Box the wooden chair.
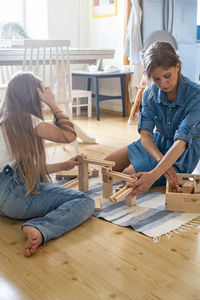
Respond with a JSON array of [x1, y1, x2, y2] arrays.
[[22, 40, 96, 149], [0, 40, 16, 106], [127, 76, 145, 124], [22, 39, 80, 154], [71, 89, 92, 117]]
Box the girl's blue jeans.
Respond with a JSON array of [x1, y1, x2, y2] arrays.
[[0, 165, 94, 243]]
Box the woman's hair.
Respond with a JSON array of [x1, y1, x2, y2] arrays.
[[142, 41, 181, 80], [0, 71, 50, 196]]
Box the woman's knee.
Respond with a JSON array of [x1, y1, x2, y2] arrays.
[[123, 164, 135, 175]]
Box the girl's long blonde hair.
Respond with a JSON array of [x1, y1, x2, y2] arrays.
[[0, 71, 50, 196]]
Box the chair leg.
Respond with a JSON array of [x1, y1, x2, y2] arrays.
[[77, 98, 81, 116], [120, 75, 126, 117], [94, 77, 100, 120], [127, 76, 145, 125], [69, 100, 73, 117], [88, 94, 92, 118]]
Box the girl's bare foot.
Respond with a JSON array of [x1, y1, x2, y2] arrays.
[[22, 226, 43, 257]]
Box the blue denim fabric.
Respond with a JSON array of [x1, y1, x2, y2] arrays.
[[128, 75, 200, 182], [0, 166, 94, 243]]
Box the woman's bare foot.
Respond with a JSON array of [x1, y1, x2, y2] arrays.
[[22, 226, 43, 257]]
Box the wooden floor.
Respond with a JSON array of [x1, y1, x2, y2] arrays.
[[0, 110, 200, 300]]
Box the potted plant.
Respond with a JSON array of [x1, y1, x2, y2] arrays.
[[0, 22, 29, 39]]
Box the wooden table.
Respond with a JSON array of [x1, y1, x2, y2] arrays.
[[0, 48, 115, 65], [72, 70, 133, 120]]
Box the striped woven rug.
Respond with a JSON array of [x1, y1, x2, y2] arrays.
[[85, 179, 200, 242]]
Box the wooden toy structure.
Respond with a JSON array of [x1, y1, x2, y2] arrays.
[[57, 154, 137, 211], [77, 154, 116, 192], [101, 166, 136, 206], [166, 173, 200, 213]]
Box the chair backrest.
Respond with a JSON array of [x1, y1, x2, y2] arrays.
[[0, 39, 19, 89], [23, 39, 72, 106], [143, 30, 178, 52]]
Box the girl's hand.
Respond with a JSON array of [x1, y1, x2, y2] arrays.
[[63, 156, 82, 171], [37, 85, 55, 106], [128, 172, 156, 197], [164, 167, 179, 187]]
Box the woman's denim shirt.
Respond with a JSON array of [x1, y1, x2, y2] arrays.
[[138, 75, 200, 173]]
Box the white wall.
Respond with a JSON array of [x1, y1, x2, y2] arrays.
[[88, 0, 126, 112], [25, 0, 48, 39], [47, 0, 89, 48], [47, 0, 125, 112]]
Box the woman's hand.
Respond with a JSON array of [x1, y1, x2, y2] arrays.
[[163, 166, 179, 186], [63, 156, 82, 171], [37, 85, 55, 107], [128, 171, 156, 197]]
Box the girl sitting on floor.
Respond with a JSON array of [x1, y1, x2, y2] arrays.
[[0, 72, 94, 257]]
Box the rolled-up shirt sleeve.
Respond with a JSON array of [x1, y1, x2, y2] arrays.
[[138, 89, 155, 134], [174, 97, 200, 147]]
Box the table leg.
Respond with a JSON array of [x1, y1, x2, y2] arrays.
[[87, 78, 92, 91], [93, 77, 100, 121], [120, 75, 126, 117]]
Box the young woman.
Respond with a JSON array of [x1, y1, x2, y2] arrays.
[[105, 41, 200, 197], [0, 72, 94, 257]]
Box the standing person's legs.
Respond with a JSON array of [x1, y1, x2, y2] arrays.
[[104, 146, 135, 173]]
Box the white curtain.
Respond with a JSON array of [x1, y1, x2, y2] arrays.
[[124, 0, 143, 103]]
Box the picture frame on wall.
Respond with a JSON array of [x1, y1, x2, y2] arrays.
[[92, 0, 117, 18]]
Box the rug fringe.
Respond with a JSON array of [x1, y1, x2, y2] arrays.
[[154, 216, 200, 242], [153, 236, 160, 243]]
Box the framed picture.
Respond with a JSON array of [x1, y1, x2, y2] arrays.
[[93, 0, 117, 18]]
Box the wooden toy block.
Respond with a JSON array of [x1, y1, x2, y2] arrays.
[[176, 184, 183, 193], [90, 168, 99, 177], [166, 173, 200, 213], [102, 166, 136, 200], [115, 184, 125, 193], [102, 175, 113, 183], [103, 182, 113, 198], [56, 169, 97, 181], [110, 185, 133, 202], [61, 178, 79, 188], [94, 198, 102, 211], [77, 155, 89, 192], [56, 169, 78, 180], [110, 185, 129, 202], [194, 178, 200, 193], [182, 181, 194, 194], [101, 167, 136, 183], [55, 172, 64, 180], [125, 194, 136, 207], [77, 154, 115, 168], [101, 167, 112, 174]]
